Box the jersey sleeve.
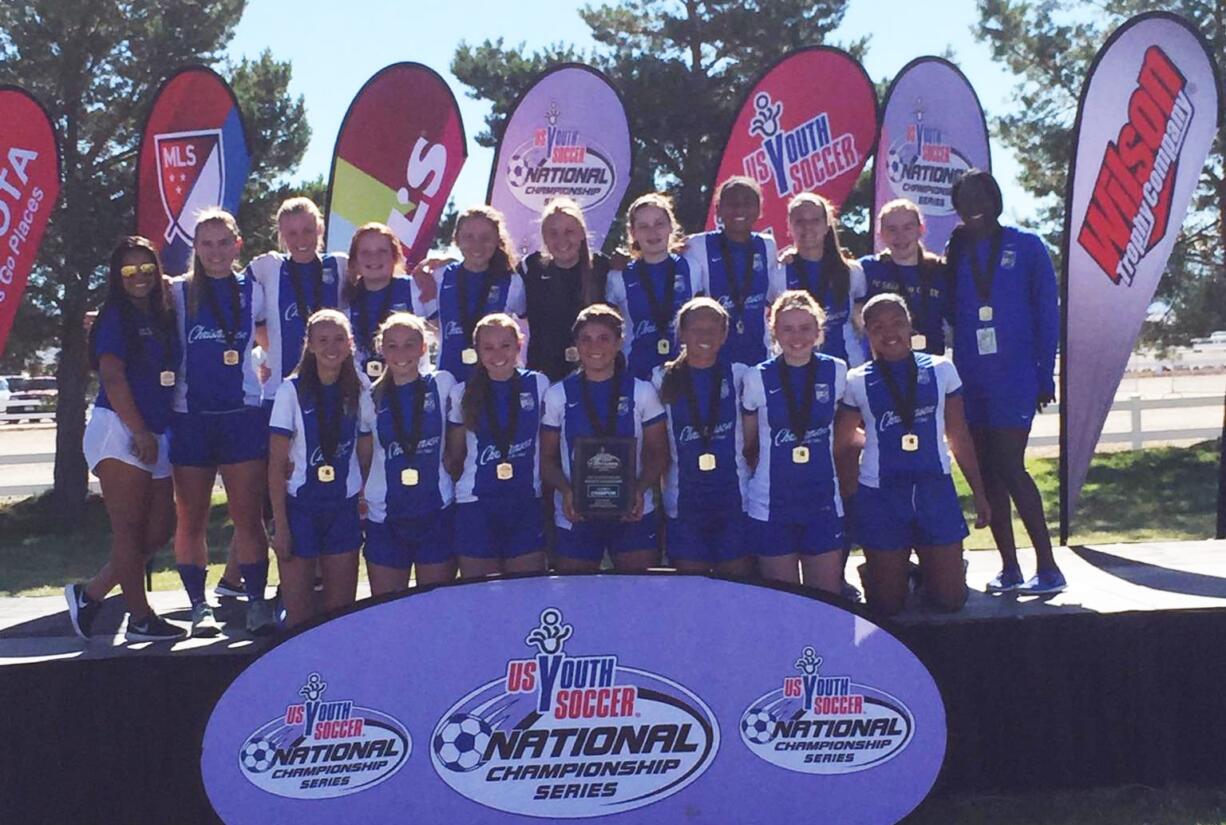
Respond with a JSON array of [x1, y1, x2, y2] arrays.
[[447, 381, 465, 426], [605, 271, 633, 359], [1026, 232, 1059, 397], [849, 260, 867, 303], [506, 273, 527, 316], [269, 381, 299, 437], [411, 277, 438, 321], [649, 364, 665, 395], [249, 274, 266, 329], [541, 383, 566, 430], [763, 234, 786, 301], [92, 305, 129, 362], [833, 358, 848, 406], [841, 365, 866, 412], [741, 366, 765, 413], [358, 385, 376, 435], [934, 356, 963, 396], [635, 378, 666, 427], [681, 236, 710, 297]]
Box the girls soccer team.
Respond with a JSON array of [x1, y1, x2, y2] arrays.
[[66, 168, 1062, 640]]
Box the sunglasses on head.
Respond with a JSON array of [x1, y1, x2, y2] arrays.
[[120, 263, 158, 278]]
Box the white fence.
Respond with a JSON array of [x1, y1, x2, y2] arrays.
[[1029, 394, 1221, 449]]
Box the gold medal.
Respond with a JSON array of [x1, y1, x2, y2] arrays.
[[317, 464, 336, 482], [792, 445, 810, 464], [223, 349, 240, 366], [978, 306, 993, 322], [365, 360, 384, 378], [910, 334, 927, 351], [496, 462, 514, 480], [462, 347, 478, 365], [400, 467, 419, 486], [698, 452, 717, 471], [657, 338, 670, 356], [901, 433, 920, 452], [159, 370, 176, 387], [564, 346, 580, 363]]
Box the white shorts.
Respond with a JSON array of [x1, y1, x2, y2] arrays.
[[83, 406, 171, 479]]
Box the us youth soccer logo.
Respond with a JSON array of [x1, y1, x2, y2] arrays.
[[739, 646, 914, 774], [505, 102, 618, 213], [430, 608, 719, 818], [154, 128, 226, 247], [884, 101, 973, 214], [236, 672, 410, 799], [741, 92, 861, 198]]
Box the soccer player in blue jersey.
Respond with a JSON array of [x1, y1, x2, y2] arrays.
[[606, 193, 700, 380], [363, 313, 455, 594], [444, 314, 550, 578], [167, 209, 270, 637], [66, 237, 185, 641], [945, 170, 1064, 595], [860, 198, 949, 355], [268, 310, 374, 628], [836, 294, 991, 615], [782, 193, 868, 367], [433, 207, 526, 383], [741, 290, 846, 593], [541, 304, 670, 573], [652, 297, 753, 576], [344, 222, 431, 379], [683, 177, 785, 366]]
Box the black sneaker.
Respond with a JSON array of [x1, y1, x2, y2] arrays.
[[125, 613, 187, 642], [64, 583, 101, 639], [214, 577, 246, 599]]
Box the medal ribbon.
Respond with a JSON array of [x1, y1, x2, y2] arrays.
[[776, 358, 817, 448], [718, 234, 753, 330], [580, 365, 624, 438], [287, 259, 323, 325], [876, 355, 919, 433], [458, 270, 496, 345], [388, 378, 427, 460], [314, 381, 342, 468], [967, 230, 1003, 309], [682, 363, 724, 452], [484, 372, 521, 465], [634, 258, 677, 346], [201, 274, 242, 352]]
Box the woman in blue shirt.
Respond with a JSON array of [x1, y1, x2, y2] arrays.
[[344, 223, 427, 379]]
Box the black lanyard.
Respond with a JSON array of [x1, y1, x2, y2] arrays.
[[485, 372, 522, 463], [876, 356, 919, 432], [287, 259, 323, 324], [718, 234, 753, 326], [635, 257, 677, 342], [967, 231, 1003, 307], [387, 378, 427, 459], [681, 363, 724, 451], [886, 254, 931, 330], [357, 284, 394, 351], [795, 258, 829, 306], [580, 367, 623, 438], [314, 382, 342, 467], [201, 274, 242, 350], [776, 358, 817, 446], [458, 270, 496, 343]]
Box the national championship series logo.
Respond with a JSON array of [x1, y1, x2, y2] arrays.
[[883, 101, 973, 214], [740, 92, 862, 199], [504, 102, 619, 220], [431, 608, 719, 818], [154, 129, 226, 247], [236, 672, 411, 799], [1077, 45, 1194, 286], [739, 646, 914, 774]]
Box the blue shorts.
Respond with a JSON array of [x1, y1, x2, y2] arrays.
[[854, 476, 969, 550], [667, 510, 748, 564], [364, 508, 454, 569], [169, 407, 267, 467], [749, 498, 844, 557], [962, 388, 1036, 430], [287, 495, 362, 559], [557, 516, 657, 562], [454, 498, 543, 559]]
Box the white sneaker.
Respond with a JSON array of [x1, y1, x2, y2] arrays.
[[190, 603, 222, 638]]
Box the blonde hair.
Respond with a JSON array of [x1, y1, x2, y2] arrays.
[[454, 205, 519, 272], [768, 289, 827, 342], [292, 309, 362, 417], [540, 197, 593, 268], [275, 197, 325, 255], [459, 313, 523, 430], [624, 192, 686, 257], [186, 207, 242, 317], [371, 311, 430, 401], [658, 297, 730, 405]]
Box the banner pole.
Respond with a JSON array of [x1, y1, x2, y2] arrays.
[[1217, 386, 1226, 539]]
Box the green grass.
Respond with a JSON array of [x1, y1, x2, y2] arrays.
[[905, 783, 1226, 824], [1, 441, 1220, 596]]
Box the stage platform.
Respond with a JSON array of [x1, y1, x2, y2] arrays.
[[2, 540, 1225, 822]]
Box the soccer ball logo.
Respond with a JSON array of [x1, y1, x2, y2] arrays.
[[240, 735, 277, 773], [741, 707, 777, 745], [434, 713, 493, 772]]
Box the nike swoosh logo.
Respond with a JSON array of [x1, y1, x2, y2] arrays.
[[768, 387, 782, 394]]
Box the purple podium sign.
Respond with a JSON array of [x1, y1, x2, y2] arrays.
[[202, 575, 945, 823]]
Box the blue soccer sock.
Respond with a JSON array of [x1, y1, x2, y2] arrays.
[[240, 561, 269, 602], [176, 564, 207, 607]]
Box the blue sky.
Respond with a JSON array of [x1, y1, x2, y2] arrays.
[[226, 0, 1045, 223]]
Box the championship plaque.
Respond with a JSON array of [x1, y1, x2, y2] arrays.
[[572, 436, 636, 519]]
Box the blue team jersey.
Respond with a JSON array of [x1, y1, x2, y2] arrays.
[[785, 257, 868, 366], [541, 369, 667, 528], [860, 254, 948, 354], [684, 231, 784, 366], [606, 255, 698, 380], [434, 262, 526, 382], [92, 302, 179, 434], [841, 353, 962, 487], [448, 368, 548, 502], [347, 276, 417, 373], [247, 252, 346, 401], [269, 377, 373, 501], [652, 360, 747, 518], [947, 225, 1058, 401], [741, 354, 846, 521], [171, 273, 262, 413], [365, 371, 454, 521]]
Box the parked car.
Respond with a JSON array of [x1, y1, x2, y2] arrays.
[[0, 376, 10, 416], [2, 375, 57, 423]]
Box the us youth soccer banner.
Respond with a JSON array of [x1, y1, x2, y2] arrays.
[[708, 47, 877, 241], [873, 57, 991, 255], [202, 575, 945, 824], [487, 64, 632, 257], [0, 87, 60, 357], [325, 63, 467, 267], [1061, 11, 1221, 533], [135, 66, 250, 276]]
